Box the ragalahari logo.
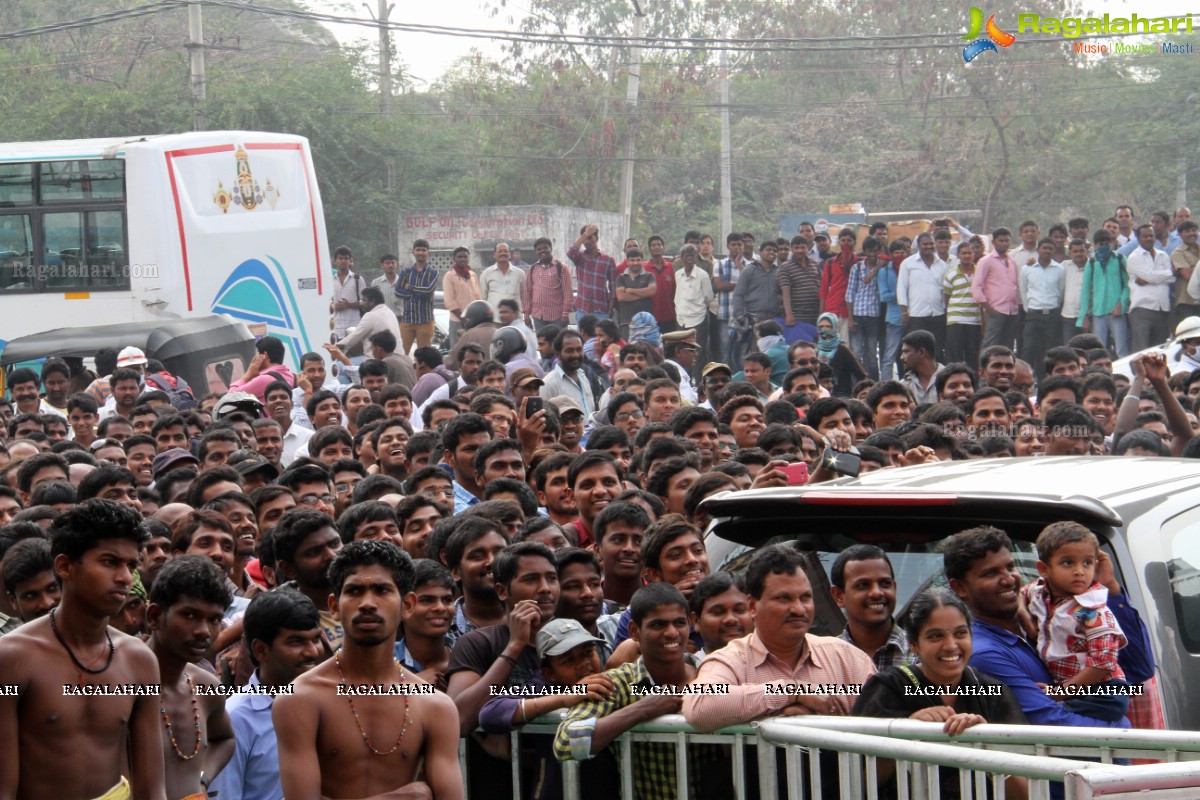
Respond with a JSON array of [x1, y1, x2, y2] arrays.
[[962, 7, 1016, 62]]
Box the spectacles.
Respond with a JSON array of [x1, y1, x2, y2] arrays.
[[298, 493, 336, 507], [335, 483, 353, 494], [614, 410, 645, 422]]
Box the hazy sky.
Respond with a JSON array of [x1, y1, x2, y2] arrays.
[[306, 0, 1198, 86]]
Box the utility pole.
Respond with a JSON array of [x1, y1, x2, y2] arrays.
[[618, 1, 644, 239], [371, 0, 398, 253], [186, 0, 206, 131], [719, 47, 732, 253]]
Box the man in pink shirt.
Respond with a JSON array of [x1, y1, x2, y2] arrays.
[[971, 227, 1022, 352], [682, 545, 875, 732]]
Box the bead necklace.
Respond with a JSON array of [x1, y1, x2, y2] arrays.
[[335, 649, 412, 756], [49, 607, 114, 675], [161, 674, 203, 761]]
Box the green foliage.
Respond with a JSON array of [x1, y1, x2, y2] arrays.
[[1, 0, 1197, 256]]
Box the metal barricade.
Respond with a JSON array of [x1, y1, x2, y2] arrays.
[[458, 713, 1200, 800]]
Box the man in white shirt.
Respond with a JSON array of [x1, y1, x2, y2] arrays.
[[333, 287, 401, 355], [370, 253, 405, 324], [673, 244, 716, 371], [1127, 223, 1175, 352], [896, 233, 949, 357], [330, 245, 366, 342], [480, 242, 527, 316], [1010, 220, 1040, 270]]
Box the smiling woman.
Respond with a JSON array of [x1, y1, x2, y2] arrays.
[[852, 588, 1029, 799]]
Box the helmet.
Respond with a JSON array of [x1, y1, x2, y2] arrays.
[[1175, 316, 1200, 342], [491, 326, 528, 363], [213, 391, 264, 420], [462, 300, 494, 331]]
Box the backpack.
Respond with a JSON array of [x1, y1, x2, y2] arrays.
[[144, 371, 198, 412]]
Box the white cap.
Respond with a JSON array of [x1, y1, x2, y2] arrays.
[[116, 346, 148, 368], [1175, 316, 1200, 342]]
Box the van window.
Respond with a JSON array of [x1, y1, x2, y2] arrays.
[[711, 525, 1045, 634], [1161, 510, 1200, 652]]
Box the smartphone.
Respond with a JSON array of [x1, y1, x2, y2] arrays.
[[524, 396, 544, 418], [780, 462, 809, 486], [821, 448, 862, 478]]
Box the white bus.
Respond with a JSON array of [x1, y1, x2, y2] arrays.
[[0, 131, 330, 369]]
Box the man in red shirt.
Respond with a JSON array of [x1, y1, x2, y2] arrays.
[[644, 235, 678, 334], [820, 227, 858, 341]]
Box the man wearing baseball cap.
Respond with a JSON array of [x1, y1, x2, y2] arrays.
[[699, 363, 731, 410], [477, 617, 618, 800], [508, 367, 544, 408]]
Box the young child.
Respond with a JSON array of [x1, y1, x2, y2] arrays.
[[1019, 521, 1130, 722], [479, 618, 618, 800]]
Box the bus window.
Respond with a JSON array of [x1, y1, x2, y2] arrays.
[[87, 210, 126, 289], [0, 215, 32, 291], [39, 160, 125, 204], [0, 164, 33, 206], [42, 211, 83, 289]]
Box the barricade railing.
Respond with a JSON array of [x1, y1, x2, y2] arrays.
[[458, 712, 1200, 800]]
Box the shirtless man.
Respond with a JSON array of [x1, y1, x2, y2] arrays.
[[0, 499, 165, 800], [274, 540, 464, 800], [145, 556, 236, 800]]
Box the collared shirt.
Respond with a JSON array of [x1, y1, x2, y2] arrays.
[[1010, 244, 1039, 270], [943, 264, 981, 325], [480, 264, 527, 315], [331, 270, 365, 336], [371, 273, 404, 320], [664, 358, 698, 404], [1019, 260, 1066, 311], [208, 671, 284, 800], [969, 617, 1129, 728], [777, 258, 821, 324], [394, 637, 425, 672], [1061, 259, 1089, 319], [1176, 244, 1200, 306], [972, 251, 1021, 315], [395, 264, 439, 324], [715, 257, 746, 320], [336, 302, 402, 353], [1126, 246, 1175, 311], [567, 243, 616, 314], [446, 596, 478, 648], [674, 266, 716, 327], [540, 364, 597, 416], [523, 260, 574, 321], [837, 624, 910, 670], [443, 269, 482, 322], [452, 479, 480, 515], [1021, 578, 1125, 686], [280, 424, 312, 468], [900, 362, 944, 406], [555, 656, 714, 800], [1118, 231, 1181, 257], [732, 262, 784, 320], [845, 259, 883, 319], [681, 630, 876, 732], [896, 254, 949, 317], [644, 259, 677, 323]]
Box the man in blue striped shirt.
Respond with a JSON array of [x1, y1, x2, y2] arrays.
[[395, 238, 440, 353]]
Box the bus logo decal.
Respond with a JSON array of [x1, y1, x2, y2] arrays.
[[211, 257, 312, 366], [211, 145, 274, 214]]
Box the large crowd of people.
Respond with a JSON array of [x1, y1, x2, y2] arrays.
[[0, 203, 1192, 799]]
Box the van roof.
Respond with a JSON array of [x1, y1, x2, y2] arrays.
[[702, 456, 1200, 530]]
